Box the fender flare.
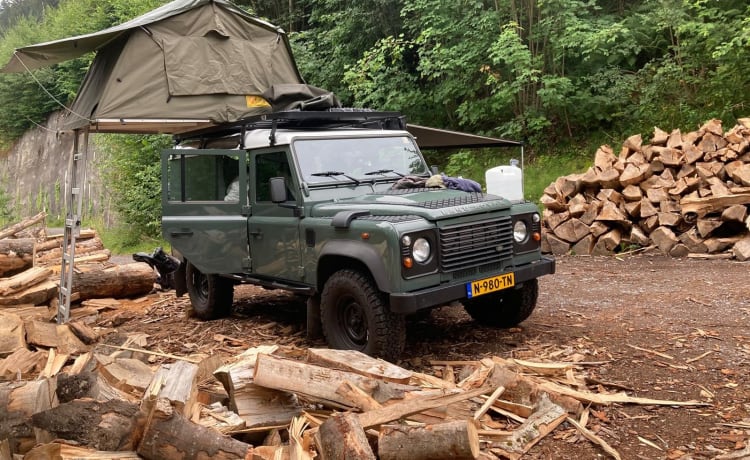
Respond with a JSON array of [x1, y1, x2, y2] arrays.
[[318, 240, 391, 292]]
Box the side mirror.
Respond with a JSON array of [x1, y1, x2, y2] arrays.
[[269, 177, 287, 203], [430, 165, 439, 175]]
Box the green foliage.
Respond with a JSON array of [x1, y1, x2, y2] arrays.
[[95, 134, 170, 242]]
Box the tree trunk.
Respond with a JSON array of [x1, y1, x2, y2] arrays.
[[0, 267, 53, 297], [30, 399, 144, 451], [137, 398, 253, 460], [378, 420, 479, 460], [72, 262, 155, 300]]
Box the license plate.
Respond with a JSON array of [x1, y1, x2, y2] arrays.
[[466, 273, 515, 298]]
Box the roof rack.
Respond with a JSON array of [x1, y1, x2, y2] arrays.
[[174, 109, 407, 147]]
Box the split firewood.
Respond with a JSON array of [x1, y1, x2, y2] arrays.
[[24, 319, 58, 348], [144, 360, 200, 416], [307, 348, 412, 384], [490, 394, 567, 460], [0, 279, 57, 306], [378, 420, 479, 460], [0, 311, 25, 356], [0, 347, 46, 379], [253, 353, 416, 407]]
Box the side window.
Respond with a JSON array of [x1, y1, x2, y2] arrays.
[[255, 151, 293, 202], [166, 152, 240, 202]]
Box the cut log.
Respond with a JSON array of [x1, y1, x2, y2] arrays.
[[56, 324, 90, 355], [567, 197, 587, 218], [0, 279, 57, 306], [650, 226, 679, 254], [595, 201, 629, 226], [357, 386, 491, 429], [378, 420, 479, 460], [545, 210, 570, 230], [591, 229, 622, 256], [679, 228, 708, 253], [544, 232, 570, 255], [72, 263, 156, 301], [621, 185, 643, 201], [657, 212, 682, 227], [651, 127, 668, 145], [721, 204, 747, 223], [30, 399, 144, 451], [0, 238, 35, 277], [570, 234, 594, 255], [554, 175, 581, 199], [0, 348, 46, 379], [697, 218, 723, 238], [666, 129, 682, 149], [640, 198, 658, 218], [0, 378, 57, 455], [732, 237, 750, 261], [0, 312, 25, 357], [623, 200, 641, 218], [683, 144, 704, 165], [145, 360, 199, 416], [24, 319, 58, 349], [704, 237, 740, 254], [34, 237, 105, 264], [596, 167, 620, 189], [596, 189, 622, 204], [589, 221, 610, 238], [0, 212, 46, 240], [0, 267, 53, 297], [646, 187, 669, 204], [490, 394, 567, 460], [539, 194, 566, 212], [97, 356, 154, 395], [579, 200, 602, 226], [137, 398, 253, 459], [579, 167, 599, 187], [307, 348, 412, 384], [214, 346, 302, 430], [552, 218, 590, 244], [317, 412, 376, 460], [253, 353, 415, 407], [680, 193, 750, 222], [619, 163, 650, 187], [594, 145, 616, 170], [669, 243, 690, 258], [629, 226, 650, 247]]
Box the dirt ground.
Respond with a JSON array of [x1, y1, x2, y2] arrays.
[[112, 253, 750, 459]]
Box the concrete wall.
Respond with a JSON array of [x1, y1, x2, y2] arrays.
[[0, 111, 109, 225]]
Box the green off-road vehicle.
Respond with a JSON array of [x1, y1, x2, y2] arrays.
[[162, 110, 554, 360]]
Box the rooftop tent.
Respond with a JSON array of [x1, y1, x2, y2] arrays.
[[1, 0, 307, 133]]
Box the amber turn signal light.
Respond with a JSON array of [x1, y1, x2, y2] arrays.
[[402, 257, 413, 268]]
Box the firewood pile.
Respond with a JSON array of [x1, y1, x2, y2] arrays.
[[541, 118, 750, 260], [0, 212, 156, 310], [1, 331, 709, 460]]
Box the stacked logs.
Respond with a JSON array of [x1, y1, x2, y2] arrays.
[[541, 118, 750, 259], [0, 213, 156, 309]]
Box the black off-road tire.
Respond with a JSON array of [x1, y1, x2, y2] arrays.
[[320, 269, 406, 360], [463, 279, 539, 328], [185, 262, 234, 320]]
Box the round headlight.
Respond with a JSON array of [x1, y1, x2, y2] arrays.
[[513, 220, 529, 243], [412, 238, 431, 263]]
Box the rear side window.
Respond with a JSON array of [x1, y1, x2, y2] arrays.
[[166, 151, 240, 202]]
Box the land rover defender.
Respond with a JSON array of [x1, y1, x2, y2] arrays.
[[162, 110, 555, 359]]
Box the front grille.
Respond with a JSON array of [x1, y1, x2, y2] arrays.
[[439, 217, 513, 272]]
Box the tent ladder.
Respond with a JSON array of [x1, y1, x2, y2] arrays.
[[57, 128, 89, 324]]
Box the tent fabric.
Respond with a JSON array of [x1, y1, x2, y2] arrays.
[[2, 0, 305, 132], [406, 124, 522, 149]]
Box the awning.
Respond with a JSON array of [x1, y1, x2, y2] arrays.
[[406, 124, 521, 149]]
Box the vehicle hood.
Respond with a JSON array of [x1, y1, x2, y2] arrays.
[[311, 188, 511, 221]]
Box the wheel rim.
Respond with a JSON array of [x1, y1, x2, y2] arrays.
[[338, 295, 368, 347], [191, 269, 209, 302]]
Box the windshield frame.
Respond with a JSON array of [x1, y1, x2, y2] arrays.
[[291, 134, 429, 187]]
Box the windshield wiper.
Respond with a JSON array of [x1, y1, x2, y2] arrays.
[[310, 171, 360, 185], [363, 169, 405, 177]]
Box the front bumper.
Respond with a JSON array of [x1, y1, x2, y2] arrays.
[[389, 255, 556, 314]]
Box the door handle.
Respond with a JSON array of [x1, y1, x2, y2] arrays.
[[170, 230, 193, 237], [249, 229, 262, 237]]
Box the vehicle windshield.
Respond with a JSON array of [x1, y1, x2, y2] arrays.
[[293, 136, 429, 184]]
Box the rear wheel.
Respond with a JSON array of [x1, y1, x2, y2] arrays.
[[185, 262, 234, 320], [320, 269, 405, 360], [463, 279, 538, 328]]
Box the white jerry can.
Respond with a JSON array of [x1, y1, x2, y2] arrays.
[[485, 159, 523, 202]]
